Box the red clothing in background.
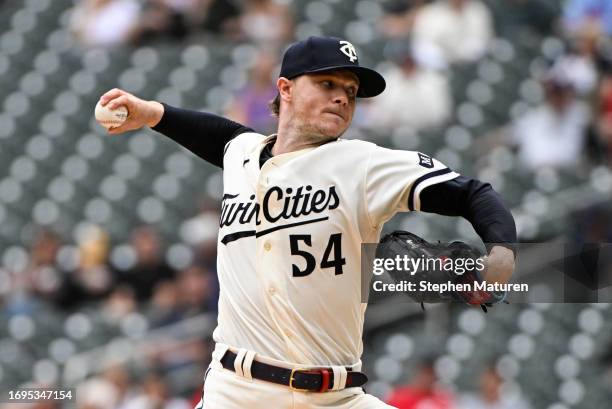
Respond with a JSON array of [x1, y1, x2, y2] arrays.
[[387, 386, 454, 409]]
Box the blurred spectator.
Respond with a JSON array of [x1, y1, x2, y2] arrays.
[[2, 229, 65, 315], [201, 0, 241, 35], [225, 50, 278, 134], [145, 338, 209, 384], [488, 0, 557, 37], [148, 280, 183, 327], [177, 265, 216, 315], [412, 0, 493, 66], [76, 375, 120, 409], [59, 225, 115, 308], [129, 0, 193, 45], [119, 226, 176, 302], [563, 0, 612, 37], [569, 203, 612, 243], [104, 364, 136, 409], [122, 374, 190, 409], [509, 72, 590, 170], [180, 198, 220, 269], [550, 42, 599, 97], [457, 365, 531, 409], [70, 0, 141, 48], [236, 0, 293, 46], [23, 229, 65, 305], [102, 285, 137, 324], [592, 70, 612, 163], [378, 0, 429, 39], [365, 41, 451, 132], [386, 357, 455, 408]]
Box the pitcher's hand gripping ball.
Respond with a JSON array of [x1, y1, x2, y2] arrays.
[[95, 100, 128, 130]]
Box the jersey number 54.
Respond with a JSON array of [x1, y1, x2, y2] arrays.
[[289, 233, 346, 277]]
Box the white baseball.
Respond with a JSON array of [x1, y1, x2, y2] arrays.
[[95, 101, 128, 129]]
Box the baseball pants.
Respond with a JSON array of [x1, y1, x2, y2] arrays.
[[195, 344, 396, 409]]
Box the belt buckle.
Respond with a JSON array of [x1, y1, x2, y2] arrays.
[[289, 367, 312, 392], [289, 367, 331, 393]]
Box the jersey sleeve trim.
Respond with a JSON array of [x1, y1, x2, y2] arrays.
[[408, 168, 460, 211], [223, 138, 233, 157]]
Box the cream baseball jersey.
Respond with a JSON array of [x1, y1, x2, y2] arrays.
[[213, 132, 460, 366]]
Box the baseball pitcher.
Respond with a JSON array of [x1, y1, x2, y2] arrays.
[[98, 36, 516, 408]]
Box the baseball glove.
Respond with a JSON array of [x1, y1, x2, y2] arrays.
[[375, 230, 507, 312]]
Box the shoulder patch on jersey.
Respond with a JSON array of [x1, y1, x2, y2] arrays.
[[418, 152, 434, 169]]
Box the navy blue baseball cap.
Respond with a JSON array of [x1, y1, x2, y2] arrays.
[[279, 36, 386, 98]]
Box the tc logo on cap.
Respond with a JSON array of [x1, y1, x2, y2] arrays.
[[339, 40, 357, 63]]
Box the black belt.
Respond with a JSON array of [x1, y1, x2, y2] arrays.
[[220, 350, 368, 392]]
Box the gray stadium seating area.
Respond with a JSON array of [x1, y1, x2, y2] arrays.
[[363, 303, 612, 408]]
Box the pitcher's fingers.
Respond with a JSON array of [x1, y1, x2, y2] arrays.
[[99, 88, 127, 106], [107, 94, 132, 111], [107, 123, 130, 135]]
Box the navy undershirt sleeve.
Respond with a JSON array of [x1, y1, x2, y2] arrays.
[[420, 176, 517, 254], [151, 103, 254, 168]]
